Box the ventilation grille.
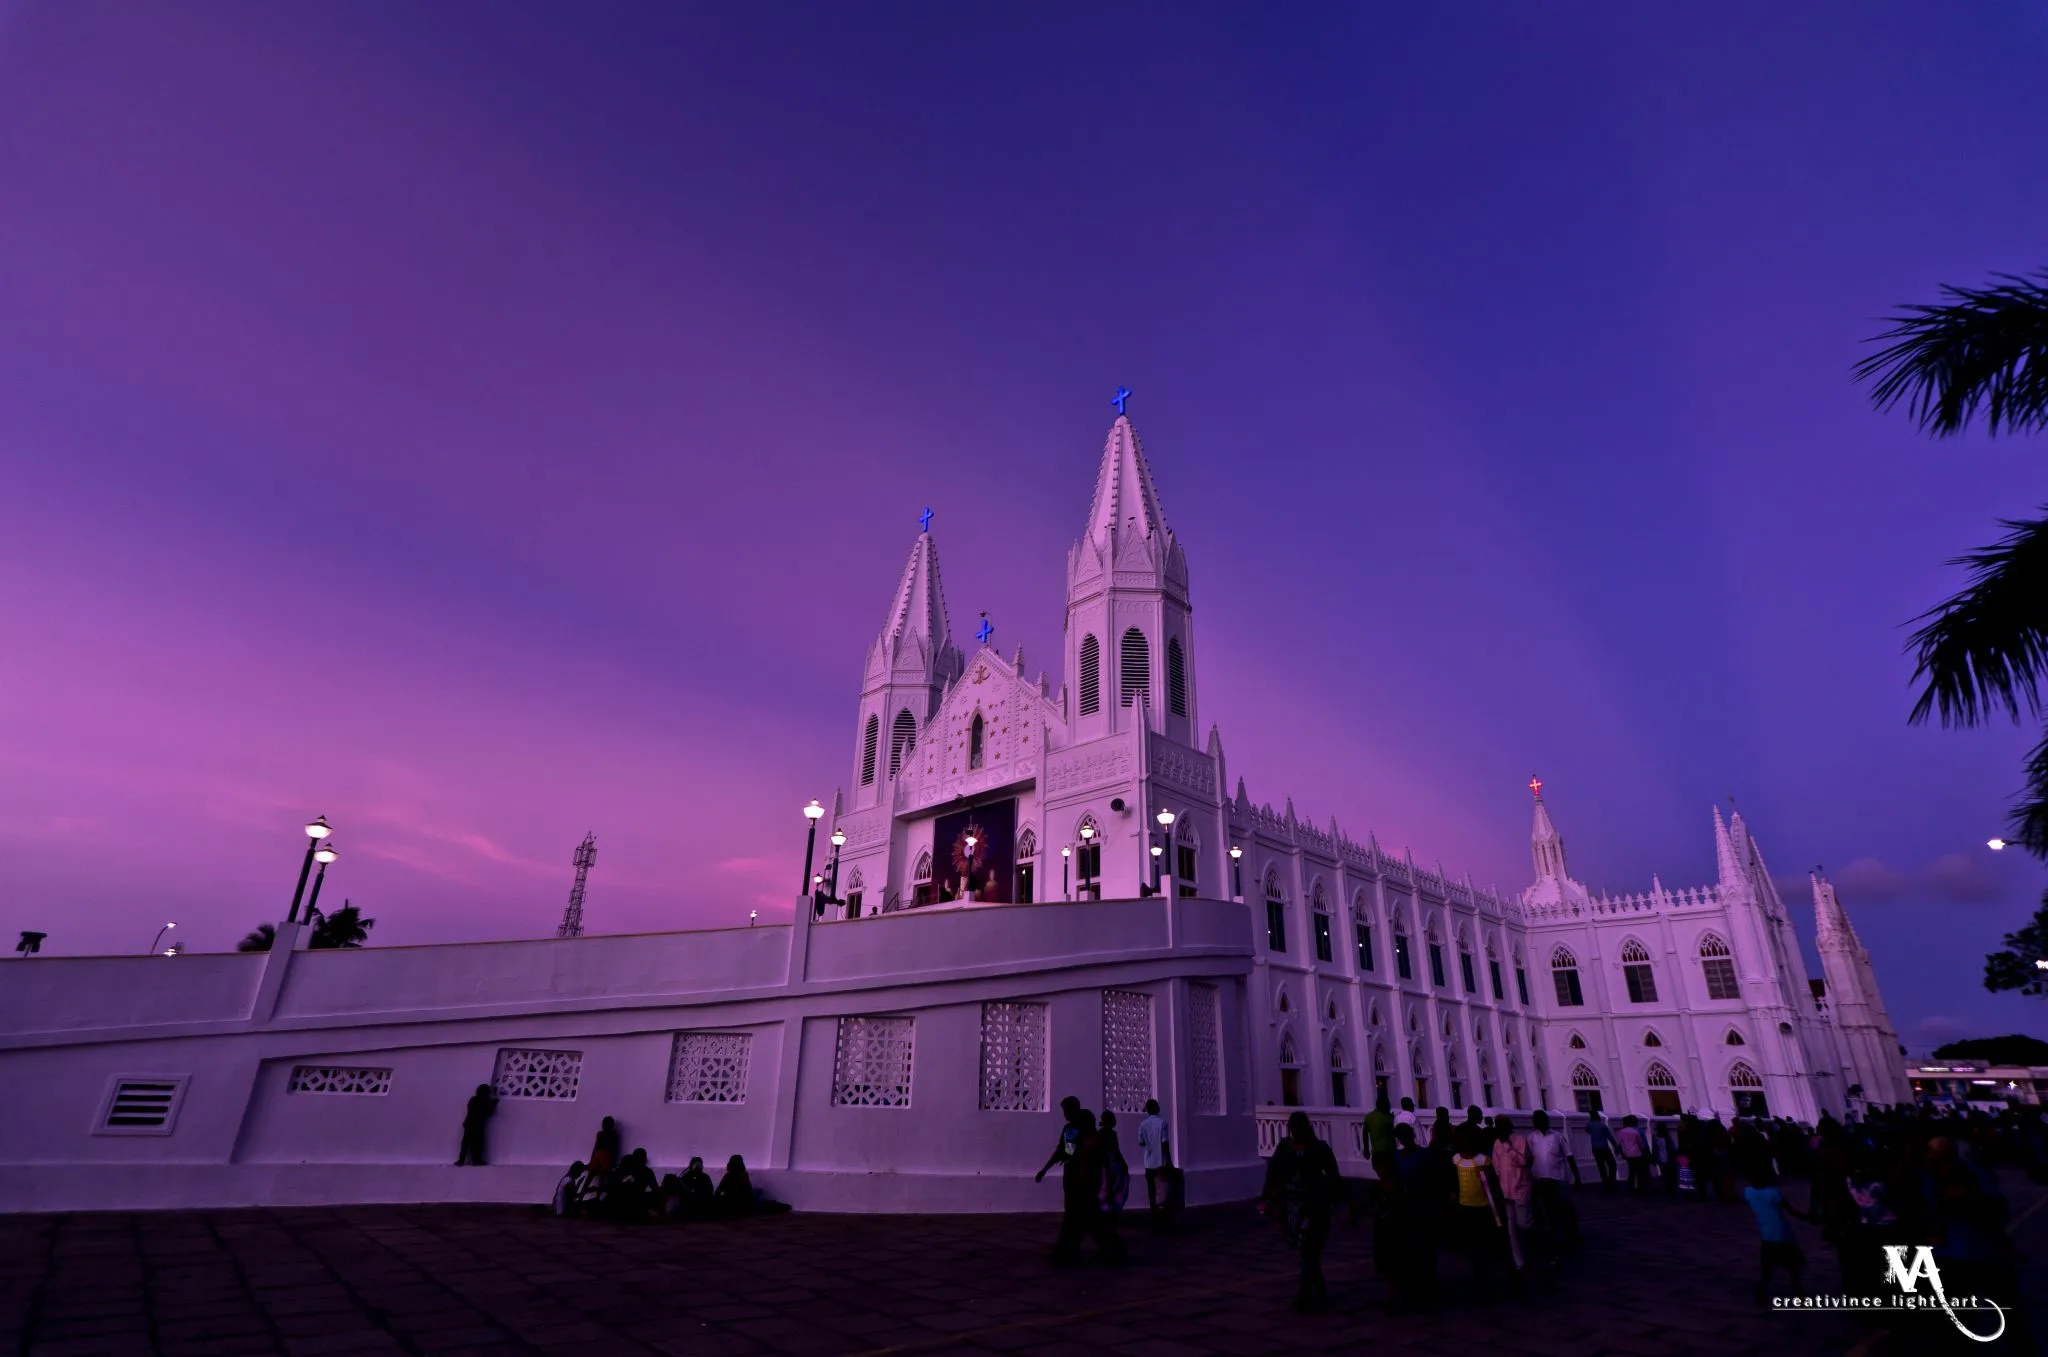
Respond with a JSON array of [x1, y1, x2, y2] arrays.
[[1119, 628, 1148, 707], [668, 1032, 751, 1104], [860, 716, 879, 786], [1167, 637, 1186, 716], [288, 1065, 393, 1096], [98, 1077, 187, 1135], [1078, 635, 1100, 716], [494, 1048, 583, 1100]]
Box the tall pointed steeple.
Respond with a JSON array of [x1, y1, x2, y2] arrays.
[[853, 522, 965, 808], [1065, 398, 1197, 744], [1812, 871, 1856, 946], [1529, 777, 1567, 880], [1713, 806, 1745, 889], [874, 530, 961, 680], [1084, 415, 1172, 554], [1518, 778, 1589, 913]]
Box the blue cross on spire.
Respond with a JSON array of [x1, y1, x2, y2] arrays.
[[918, 506, 933, 533], [1112, 386, 1131, 417], [977, 612, 993, 646]]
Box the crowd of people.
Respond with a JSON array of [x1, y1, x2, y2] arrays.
[[1034, 1097, 1184, 1265], [550, 1116, 791, 1222], [1258, 1091, 2043, 1329]]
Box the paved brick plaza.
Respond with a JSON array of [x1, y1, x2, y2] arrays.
[[4, 1178, 2042, 1357]]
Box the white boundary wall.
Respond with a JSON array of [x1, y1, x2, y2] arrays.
[[0, 897, 1264, 1215]]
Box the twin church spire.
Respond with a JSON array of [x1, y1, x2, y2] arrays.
[[854, 392, 1203, 807]]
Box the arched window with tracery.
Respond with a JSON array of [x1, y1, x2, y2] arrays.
[[911, 850, 934, 907], [1570, 1061, 1603, 1114], [1328, 1035, 1350, 1107], [845, 867, 866, 919], [889, 709, 917, 778], [1620, 938, 1657, 1004], [1699, 931, 1740, 1000], [1645, 1059, 1680, 1115], [1264, 871, 1288, 954], [1013, 829, 1038, 904], [1078, 634, 1101, 716], [1552, 946, 1585, 1007], [1119, 627, 1150, 707], [1728, 1059, 1767, 1116], [860, 715, 879, 786], [1173, 821, 1199, 898]]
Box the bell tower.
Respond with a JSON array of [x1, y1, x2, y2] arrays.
[[852, 513, 963, 810], [1063, 390, 1198, 748]]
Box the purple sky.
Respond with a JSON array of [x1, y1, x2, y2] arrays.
[[3, 2, 2045, 1051]]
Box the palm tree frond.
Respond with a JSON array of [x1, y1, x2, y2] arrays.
[[1856, 270, 2048, 437], [2006, 727, 2048, 859], [236, 923, 276, 953], [1906, 511, 2048, 727]]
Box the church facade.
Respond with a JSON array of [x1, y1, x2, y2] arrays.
[[0, 403, 1910, 1216], [823, 407, 1912, 1127]]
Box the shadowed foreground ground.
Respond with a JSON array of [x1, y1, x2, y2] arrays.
[[2, 1175, 2042, 1356]]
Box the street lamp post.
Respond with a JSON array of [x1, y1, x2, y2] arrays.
[[1061, 846, 1072, 901], [287, 816, 333, 923], [305, 843, 338, 923], [1155, 808, 1175, 894], [801, 801, 825, 896], [146, 921, 177, 956], [1229, 844, 1243, 900], [828, 828, 846, 903]]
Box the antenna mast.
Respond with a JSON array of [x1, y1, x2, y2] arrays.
[[558, 832, 597, 938]]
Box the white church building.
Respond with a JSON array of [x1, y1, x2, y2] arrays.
[[0, 404, 1910, 1215]]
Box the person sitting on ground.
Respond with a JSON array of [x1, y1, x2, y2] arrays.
[[551, 1161, 588, 1218], [674, 1156, 715, 1218], [611, 1147, 659, 1221], [713, 1153, 792, 1217]]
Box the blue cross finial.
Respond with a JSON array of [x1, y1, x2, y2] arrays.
[[1112, 386, 1131, 417], [918, 506, 933, 533], [976, 612, 993, 646]]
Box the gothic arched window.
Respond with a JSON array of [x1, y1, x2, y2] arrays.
[[1699, 931, 1740, 1000], [1570, 1062, 1603, 1114], [1620, 938, 1658, 1004], [1725, 1028, 1747, 1046], [889, 710, 917, 778], [1016, 829, 1037, 860], [1120, 627, 1149, 707], [1646, 1061, 1677, 1088], [861, 715, 879, 786], [1551, 946, 1585, 1007], [968, 713, 985, 770], [1643, 1030, 1664, 1048], [1568, 1032, 1587, 1049], [1728, 1061, 1763, 1089], [1078, 634, 1101, 717], [1167, 637, 1187, 717]]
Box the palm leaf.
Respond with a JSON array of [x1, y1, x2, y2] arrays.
[[1856, 271, 2048, 436], [1906, 512, 2048, 727]]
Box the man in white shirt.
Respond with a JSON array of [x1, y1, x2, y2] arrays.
[[1394, 1096, 1419, 1136], [1526, 1109, 1580, 1258], [1135, 1098, 1173, 1228]]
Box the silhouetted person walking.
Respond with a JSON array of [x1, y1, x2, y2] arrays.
[[1262, 1111, 1344, 1311], [456, 1083, 496, 1165], [1038, 1097, 1123, 1265]]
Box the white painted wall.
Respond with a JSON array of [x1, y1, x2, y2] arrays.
[[0, 899, 1265, 1215]]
